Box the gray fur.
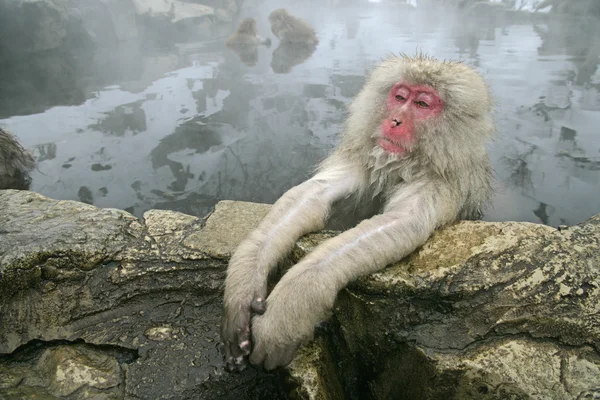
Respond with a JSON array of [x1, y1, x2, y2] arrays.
[[221, 54, 494, 370], [268, 9, 319, 44], [226, 18, 271, 47]]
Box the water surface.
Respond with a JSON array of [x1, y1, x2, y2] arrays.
[[2, 2, 599, 226]]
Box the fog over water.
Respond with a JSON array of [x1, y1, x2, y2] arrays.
[[1, 0, 599, 227]]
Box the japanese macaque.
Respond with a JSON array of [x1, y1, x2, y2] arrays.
[[226, 18, 271, 66], [226, 18, 272, 47], [221, 54, 494, 371], [0, 127, 35, 190], [267, 9, 319, 44]]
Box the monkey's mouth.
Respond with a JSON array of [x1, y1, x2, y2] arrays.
[[378, 137, 406, 155]]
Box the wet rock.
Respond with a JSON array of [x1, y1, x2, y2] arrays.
[[34, 345, 122, 397], [0, 0, 231, 57], [132, 0, 214, 23], [183, 200, 271, 259], [289, 217, 600, 399], [214, 0, 239, 23], [69, 0, 139, 45], [0, 341, 128, 399], [0, 190, 286, 399], [1, 189, 599, 399], [285, 337, 344, 400], [0, 0, 69, 53]]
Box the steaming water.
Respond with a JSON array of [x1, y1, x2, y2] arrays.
[[1, 3, 599, 227]]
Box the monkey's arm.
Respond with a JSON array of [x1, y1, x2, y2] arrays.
[[221, 154, 364, 369], [249, 180, 461, 369]]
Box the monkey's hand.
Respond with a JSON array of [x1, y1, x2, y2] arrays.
[[247, 184, 459, 370], [249, 263, 331, 370], [220, 246, 268, 371], [220, 162, 363, 371]]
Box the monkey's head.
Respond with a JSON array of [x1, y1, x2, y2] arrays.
[[345, 54, 494, 176], [237, 18, 257, 35], [268, 8, 289, 24]]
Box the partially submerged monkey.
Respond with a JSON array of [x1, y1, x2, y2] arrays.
[[226, 18, 272, 47], [221, 54, 494, 370], [0, 128, 35, 190], [268, 8, 319, 44]]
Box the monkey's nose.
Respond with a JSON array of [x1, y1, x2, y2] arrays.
[[392, 119, 402, 127]]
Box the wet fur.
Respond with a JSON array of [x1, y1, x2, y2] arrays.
[[221, 54, 494, 370], [226, 18, 271, 47], [268, 8, 319, 44], [0, 128, 35, 190]]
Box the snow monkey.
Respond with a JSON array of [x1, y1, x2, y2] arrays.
[[226, 18, 271, 47], [267, 8, 319, 44], [221, 54, 495, 371], [0, 127, 35, 190]]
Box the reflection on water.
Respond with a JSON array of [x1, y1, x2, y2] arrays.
[[1, 2, 599, 227], [271, 42, 318, 73]]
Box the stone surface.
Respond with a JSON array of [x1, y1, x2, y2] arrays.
[[0, 0, 236, 57], [132, 0, 213, 23], [1, 188, 599, 399], [285, 337, 344, 400], [0, 190, 286, 399], [35, 345, 122, 397], [289, 217, 600, 399], [69, 0, 139, 45], [183, 200, 271, 259], [0, 0, 69, 53]]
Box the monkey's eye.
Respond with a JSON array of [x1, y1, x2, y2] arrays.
[[415, 101, 429, 108], [395, 95, 406, 101]]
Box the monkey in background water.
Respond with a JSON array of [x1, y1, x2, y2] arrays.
[[268, 8, 319, 44], [226, 18, 272, 47], [226, 18, 272, 66], [221, 54, 495, 371], [0, 127, 35, 190]]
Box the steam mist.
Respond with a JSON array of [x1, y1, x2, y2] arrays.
[[0, 0, 599, 226]]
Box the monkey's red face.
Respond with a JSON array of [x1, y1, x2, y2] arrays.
[[379, 83, 444, 155]]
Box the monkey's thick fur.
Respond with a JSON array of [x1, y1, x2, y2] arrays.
[[221, 54, 494, 370], [268, 8, 319, 44], [0, 128, 35, 190], [226, 18, 271, 47]]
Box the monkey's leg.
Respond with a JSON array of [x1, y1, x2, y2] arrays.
[[249, 182, 460, 370], [221, 160, 363, 370]]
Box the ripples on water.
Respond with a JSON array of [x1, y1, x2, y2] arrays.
[[1, 1, 599, 226]]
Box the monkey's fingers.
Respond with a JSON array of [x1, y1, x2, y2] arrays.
[[225, 339, 248, 371], [233, 297, 267, 357], [238, 325, 252, 356], [251, 297, 266, 315], [221, 307, 252, 371], [223, 339, 243, 372]]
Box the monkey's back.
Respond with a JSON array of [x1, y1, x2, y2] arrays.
[[268, 9, 318, 44]]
